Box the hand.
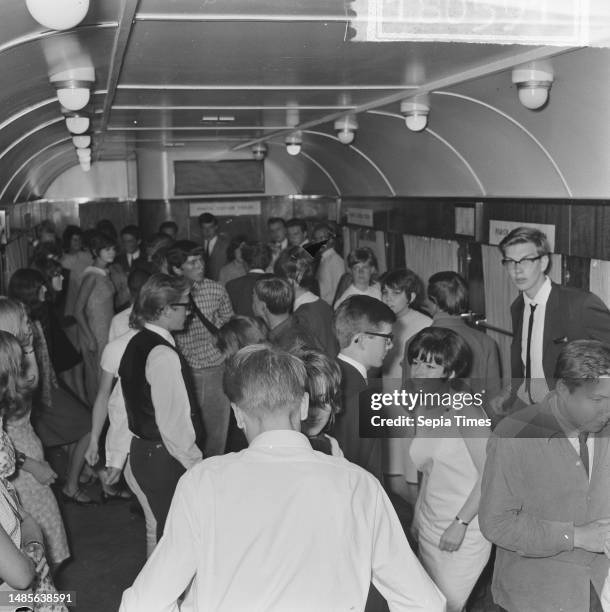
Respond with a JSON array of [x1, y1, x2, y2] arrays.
[[439, 520, 468, 552], [574, 518, 610, 552], [85, 335, 97, 352], [488, 384, 513, 417], [103, 467, 122, 486], [26, 459, 57, 486], [84, 440, 99, 467]]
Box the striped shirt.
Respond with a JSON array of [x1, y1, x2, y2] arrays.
[[174, 279, 233, 368]]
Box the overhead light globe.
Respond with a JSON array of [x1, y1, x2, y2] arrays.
[[512, 62, 554, 110], [72, 134, 91, 148], [65, 116, 89, 134], [334, 114, 358, 144], [80, 161, 91, 172], [25, 0, 90, 30], [57, 86, 90, 111], [252, 143, 267, 161], [400, 95, 430, 132], [285, 131, 302, 156]]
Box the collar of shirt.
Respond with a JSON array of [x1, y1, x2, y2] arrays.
[[523, 276, 552, 307], [84, 265, 108, 277], [299, 239, 309, 247], [268, 316, 293, 340], [432, 312, 463, 326], [128, 249, 140, 263], [249, 268, 265, 274], [294, 291, 319, 311], [207, 236, 218, 252], [144, 322, 176, 347], [337, 353, 367, 380], [249, 429, 312, 449]]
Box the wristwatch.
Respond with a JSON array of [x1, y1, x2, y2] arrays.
[[455, 515, 469, 527], [15, 452, 26, 469]]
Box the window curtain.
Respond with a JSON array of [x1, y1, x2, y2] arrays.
[[481, 244, 561, 382], [402, 235, 459, 284], [590, 259, 610, 308], [3, 236, 29, 293]]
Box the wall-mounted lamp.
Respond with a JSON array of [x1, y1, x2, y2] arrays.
[[25, 0, 90, 30], [65, 114, 89, 134], [512, 61, 554, 110], [400, 94, 430, 132], [72, 134, 91, 148], [252, 143, 267, 161], [285, 131, 302, 156], [51, 67, 94, 111], [334, 114, 358, 144]]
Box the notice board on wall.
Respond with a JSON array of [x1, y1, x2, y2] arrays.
[[174, 160, 265, 195]]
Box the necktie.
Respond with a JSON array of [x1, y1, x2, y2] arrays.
[[525, 303, 537, 403], [578, 431, 589, 477]]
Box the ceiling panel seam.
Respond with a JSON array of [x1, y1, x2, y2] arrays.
[[433, 91, 573, 196], [298, 151, 341, 196], [0, 117, 64, 161]]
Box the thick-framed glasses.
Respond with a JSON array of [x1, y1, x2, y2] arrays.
[[364, 331, 394, 345], [501, 255, 543, 270]]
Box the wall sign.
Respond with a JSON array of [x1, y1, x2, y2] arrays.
[[346, 207, 374, 227], [489, 220, 555, 251], [189, 201, 261, 217]]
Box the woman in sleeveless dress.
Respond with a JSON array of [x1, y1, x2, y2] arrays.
[[406, 327, 491, 612]]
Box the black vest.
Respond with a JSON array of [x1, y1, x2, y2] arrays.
[[119, 328, 204, 446]]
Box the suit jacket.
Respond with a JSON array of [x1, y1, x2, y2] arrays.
[[267, 315, 323, 353], [332, 359, 382, 481], [402, 313, 502, 398], [115, 251, 143, 275], [510, 283, 610, 382], [293, 299, 339, 358], [225, 271, 273, 318], [204, 235, 230, 282], [479, 393, 610, 611]]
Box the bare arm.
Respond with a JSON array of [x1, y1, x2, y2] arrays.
[[85, 369, 115, 465], [0, 524, 34, 590]]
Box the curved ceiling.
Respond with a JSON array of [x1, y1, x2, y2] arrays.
[[0, 0, 608, 202]]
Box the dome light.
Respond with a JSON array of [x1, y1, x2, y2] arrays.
[[72, 134, 91, 148], [25, 0, 90, 30], [512, 62, 554, 110], [65, 115, 89, 134], [334, 114, 358, 144], [285, 132, 302, 156], [252, 143, 267, 161], [400, 95, 430, 132]]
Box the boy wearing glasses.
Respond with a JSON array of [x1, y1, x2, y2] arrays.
[[499, 226, 610, 406], [333, 295, 396, 480]]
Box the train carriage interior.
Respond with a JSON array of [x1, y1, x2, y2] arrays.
[[0, 0, 609, 610]]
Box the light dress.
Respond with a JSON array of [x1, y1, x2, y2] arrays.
[[409, 418, 491, 612]]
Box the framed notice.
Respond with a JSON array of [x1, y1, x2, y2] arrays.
[[189, 201, 261, 217], [489, 220, 555, 251], [454, 204, 475, 238]]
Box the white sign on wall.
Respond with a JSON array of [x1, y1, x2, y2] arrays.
[[189, 200, 261, 217], [346, 207, 374, 227], [489, 220, 556, 251]]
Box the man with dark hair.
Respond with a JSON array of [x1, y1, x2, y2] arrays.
[[333, 295, 396, 480], [225, 241, 273, 317], [499, 226, 610, 406], [158, 220, 178, 240], [120, 344, 444, 612], [198, 212, 230, 281], [286, 217, 309, 247], [253, 276, 321, 352], [167, 240, 234, 457], [480, 339, 610, 612], [402, 270, 501, 399], [313, 222, 346, 305]]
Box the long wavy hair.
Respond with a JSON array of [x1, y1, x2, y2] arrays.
[[0, 331, 28, 420]]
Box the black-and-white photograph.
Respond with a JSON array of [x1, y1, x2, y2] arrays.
[[0, 1, 608, 611]]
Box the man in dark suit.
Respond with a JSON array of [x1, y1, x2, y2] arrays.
[[225, 241, 272, 317], [332, 295, 396, 481], [499, 227, 610, 406], [480, 340, 610, 612], [198, 212, 230, 282], [116, 224, 144, 273]]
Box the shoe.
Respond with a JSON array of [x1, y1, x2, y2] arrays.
[[101, 487, 132, 504], [61, 488, 98, 506]]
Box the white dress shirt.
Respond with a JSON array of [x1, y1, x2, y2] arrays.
[[106, 324, 202, 470], [518, 276, 552, 404], [120, 430, 444, 612], [108, 305, 133, 343], [317, 248, 346, 305]]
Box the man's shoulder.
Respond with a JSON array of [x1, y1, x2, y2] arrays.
[[493, 400, 559, 440], [196, 278, 227, 296]]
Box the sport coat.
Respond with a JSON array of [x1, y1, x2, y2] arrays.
[[479, 393, 610, 611], [225, 271, 273, 318], [115, 251, 143, 275], [510, 283, 610, 383], [204, 235, 230, 282]]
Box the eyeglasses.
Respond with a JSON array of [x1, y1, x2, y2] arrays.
[[501, 255, 543, 270], [364, 331, 394, 345]]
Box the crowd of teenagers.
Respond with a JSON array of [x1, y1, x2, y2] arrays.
[[0, 214, 609, 612]]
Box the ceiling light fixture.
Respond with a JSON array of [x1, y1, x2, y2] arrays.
[[51, 67, 94, 111], [512, 61, 554, 110], [25, 0, 90, 30], [252, 143, 267, 161], [334, 114, 358, 145], [400, 94, 430, 132], [72, 134, 91, 148], [65, 114, 89, 134], [79, 160, 91, 172], [285, 131, 302, 156]]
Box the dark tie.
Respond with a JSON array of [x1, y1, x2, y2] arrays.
[[525, 303, 537, 403], [204, 241, 210, 257], [579, 431, 589, 477]]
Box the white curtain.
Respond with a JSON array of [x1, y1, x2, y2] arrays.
[[481, 244, 561, 382], [402, 235, 459, 282], [4, 236, 29, 290], [590, 259, 610, 308]]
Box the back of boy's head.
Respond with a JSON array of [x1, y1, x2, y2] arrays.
[[254, 276, 294, 315], [333, 295, 396, 349], [347, 247, 377, 270], [427, 271, 469, 315]]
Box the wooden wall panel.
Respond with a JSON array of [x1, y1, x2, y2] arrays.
[[79, 200, 138, 236], [569, 201, 610, 259]]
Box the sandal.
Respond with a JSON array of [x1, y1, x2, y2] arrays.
[[61, 487, 98, 506], [101, 486, 132, 504]]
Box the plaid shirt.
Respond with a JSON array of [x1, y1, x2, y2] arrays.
[[174, 279, 233, 369]]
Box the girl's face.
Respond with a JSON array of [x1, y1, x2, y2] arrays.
[[37, 284, 47, 303], [98, 246, 116, 264], [409, 352, 450, 379], [351, 261, 374, 289], [51, 271, 63, 292], [234, 245, 244, 264], [69, 234, 82, 253], [382, 287, 410, 314]]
